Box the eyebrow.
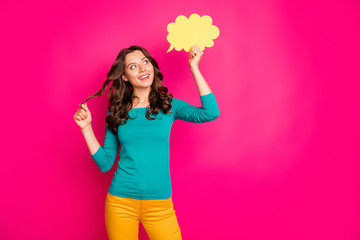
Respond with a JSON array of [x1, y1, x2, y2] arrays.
[[127, 57, 147, 68]]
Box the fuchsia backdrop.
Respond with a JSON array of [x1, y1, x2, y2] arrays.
[[1, 0, 359, 239]]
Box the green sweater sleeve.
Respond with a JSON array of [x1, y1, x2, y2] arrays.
[[173, 92, 220, 122], [90, 111, 120, 173]]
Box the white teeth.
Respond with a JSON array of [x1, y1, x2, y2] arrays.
[[139, 74, 149, 79]]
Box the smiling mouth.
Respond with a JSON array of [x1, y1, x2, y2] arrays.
[[138, 74, 150, 80]]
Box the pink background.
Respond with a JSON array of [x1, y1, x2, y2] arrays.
[[1, 0, 359, 239]]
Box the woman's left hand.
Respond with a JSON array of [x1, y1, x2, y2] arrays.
[[189, 45, 204, 68]]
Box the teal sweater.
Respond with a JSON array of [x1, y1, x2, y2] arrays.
[[91, 92, 219, 200]]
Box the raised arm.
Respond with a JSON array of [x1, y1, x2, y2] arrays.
[[171, 45, 220, 122], [85, 110, 119, 173], [188, 45, 213, 96], [172, 93, 219, 122], [75, 104, 119, 173]]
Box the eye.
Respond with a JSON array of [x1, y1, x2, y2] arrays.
[[129, 59, 148, 70]]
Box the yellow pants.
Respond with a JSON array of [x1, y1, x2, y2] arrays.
[[105, 192, 182, 240]]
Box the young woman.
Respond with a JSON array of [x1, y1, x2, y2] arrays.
[[73, 45, 219, 240]]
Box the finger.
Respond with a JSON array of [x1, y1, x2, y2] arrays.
[[80, 103, 86, 111], [79, 112, 85, 120], [74, 114, 81, 121]]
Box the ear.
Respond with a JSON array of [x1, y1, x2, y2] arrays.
[[122, 74, 128, 82]]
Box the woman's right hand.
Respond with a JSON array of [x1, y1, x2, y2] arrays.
[[74, 102, 92, 129]]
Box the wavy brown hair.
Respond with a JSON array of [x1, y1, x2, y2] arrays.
[[80, 45, 174, 134]]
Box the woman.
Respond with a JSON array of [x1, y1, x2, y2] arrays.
[[73, 45, 219, 240]]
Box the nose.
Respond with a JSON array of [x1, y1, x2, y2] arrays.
[[139, 63, 147, 72]]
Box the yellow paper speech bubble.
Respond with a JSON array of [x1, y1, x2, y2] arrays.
[[166, 13, 220, 53]]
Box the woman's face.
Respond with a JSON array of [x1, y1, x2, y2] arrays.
[[122, 50, 154, 89]]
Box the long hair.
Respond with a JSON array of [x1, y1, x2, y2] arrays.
[[81, 45, 173, 135]]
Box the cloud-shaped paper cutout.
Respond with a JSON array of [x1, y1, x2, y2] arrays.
[[166, 13, 220, 53]]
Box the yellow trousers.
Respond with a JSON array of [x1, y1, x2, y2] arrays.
[[105, 192, 182, 240]]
